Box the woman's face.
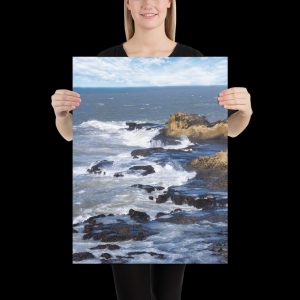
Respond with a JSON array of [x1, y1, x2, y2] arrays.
[[126, 0, 171, 30]]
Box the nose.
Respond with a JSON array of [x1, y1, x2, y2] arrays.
[[142, 0, 155, 8]]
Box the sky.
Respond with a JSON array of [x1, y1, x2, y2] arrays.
[[73, 57, 227, 87]]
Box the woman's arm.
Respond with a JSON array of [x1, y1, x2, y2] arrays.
[[218, 87, 253, 137], [227, 110, 252, 138], [55, 112, 73, 141]]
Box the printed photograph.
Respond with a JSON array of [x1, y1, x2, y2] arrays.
[[73, 57, 228, 264]]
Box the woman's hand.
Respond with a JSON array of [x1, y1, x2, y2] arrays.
[[218, 87, 252, 116], [51, 89, 81, 118]]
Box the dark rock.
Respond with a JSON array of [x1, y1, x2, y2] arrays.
[[131, 148, 164, 158], [114, 172, 124, 177], [168, 190, 227, 209], [87, 160, 113, 174], [149, 196, 154, 200], [131, 184, 155, 193], [156, 213, 200, 224], [170, 208, 182, 214], [128, 165, 155, 176], [127, 251, 165, 259], [156, 193, 170, 203], [208, 241, 228, 258], [126, 122, 157, 131], [73, 229, 78, 233], [90, 223, 157, 242], [101, 253, 112, 259], [129, 209, 150, 223], [82, 233, 93, 240], [84, 214, 106, 224], [156, 212, 168, 218], [90, 244, 107, 250], [90, 244, 121, 250], [108, 213, 114, 216], [73, 252, 95, 261], [192, 196, 227, 209], [156, 186, 165, 191], [83, 223, 103, 234], [151, 129, 182, 146]]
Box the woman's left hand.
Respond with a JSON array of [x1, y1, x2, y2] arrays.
[[218, 87, 252, 116]]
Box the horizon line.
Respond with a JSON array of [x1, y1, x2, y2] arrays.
[[74, 84, 227, 88]]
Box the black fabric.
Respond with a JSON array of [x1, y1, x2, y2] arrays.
[[98, 43, 203, 57], [111, 264, 186, 300]]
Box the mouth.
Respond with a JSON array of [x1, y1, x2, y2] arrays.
[[140, 13, 158, 19]]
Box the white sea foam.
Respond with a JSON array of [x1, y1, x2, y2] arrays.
[[151, 136, 194, 150]]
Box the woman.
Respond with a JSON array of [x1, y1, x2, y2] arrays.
[[52, 1, 252, 299]]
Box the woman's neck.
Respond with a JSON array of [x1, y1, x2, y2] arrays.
[[123, 26, 176, 56]]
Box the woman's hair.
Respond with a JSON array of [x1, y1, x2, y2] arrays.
[[124, 0, 176, 41]]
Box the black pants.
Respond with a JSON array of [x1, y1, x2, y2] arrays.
[[111, 264, 186, 300]]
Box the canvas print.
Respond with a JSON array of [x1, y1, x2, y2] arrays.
[[73, 57, 228, 264]]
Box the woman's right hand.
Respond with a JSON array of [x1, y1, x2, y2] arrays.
[[51, 89, 81, 118]]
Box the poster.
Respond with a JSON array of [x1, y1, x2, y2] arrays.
[[73, 57, 228, 264]]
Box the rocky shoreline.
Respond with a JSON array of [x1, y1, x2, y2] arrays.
[[74, 112, 228, 263]]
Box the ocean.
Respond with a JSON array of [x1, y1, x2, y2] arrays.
[[73, 85, 228, 264]]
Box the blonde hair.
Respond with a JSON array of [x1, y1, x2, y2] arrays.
[[124, 0, 176, 41]]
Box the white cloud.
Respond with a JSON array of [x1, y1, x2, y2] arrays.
[[73, 57, 227, 87]]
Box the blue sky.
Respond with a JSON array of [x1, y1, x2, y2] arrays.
[[73, 57, 227, 87]]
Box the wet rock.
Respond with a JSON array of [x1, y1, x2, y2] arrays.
[[131, 148, 164, 158], [128, 165, 155, 176], [127, 251, 165, 259], [73, 229, 78, 233], [156, 212, 168, 218], [168, 190, 227, 209], [87, 160, 113, 174], [84, 214, 106, 224], [83, 223, 103, 234], [114, 172, 124, 177], [131, 184, 164, 193], [170, 208, 182, 214], [208, 241, 228, 258], [87, 223, 157, 242], [156, 209, 182, 219], [90, 244, 121, 250], [73, 252, 95, 261], [156, 193, 170, 203], [156, 213, 201, 224], [101, 253, 112, 259], [126, 122, 157, 131], [151, 130, 182, 146], [149, 196, 154, 200], [129, 209, 150, 223], [131, 184, 155, 193]]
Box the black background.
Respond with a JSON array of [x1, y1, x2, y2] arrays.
[[43, 1, 263, 297]]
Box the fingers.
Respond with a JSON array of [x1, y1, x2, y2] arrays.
[[51, 90, 81, 118], [223, 104, 247, 110], [218, 87, 250, 109], [218, 98, 247, 106], [51, 91, 81, 109], [219, 87, 248, 95], [55, 89, 80, 97], [51, 97, 80, 107], [55, 105, 76, 112]]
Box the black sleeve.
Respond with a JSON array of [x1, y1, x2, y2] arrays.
[[98, 45, 127, 57], [171, 44, 203, 57], [228, 109, 237, 117]]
